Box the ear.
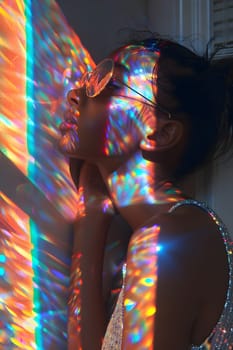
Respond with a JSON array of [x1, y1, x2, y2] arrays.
[[140, 118, 184, 152]]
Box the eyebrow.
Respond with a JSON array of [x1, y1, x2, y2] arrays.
[[113, 62, 129, 72]]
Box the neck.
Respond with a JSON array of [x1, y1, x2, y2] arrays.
[[98, 151, 185, 230]]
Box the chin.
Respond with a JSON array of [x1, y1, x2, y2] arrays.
[[58, 130, 80, 156]]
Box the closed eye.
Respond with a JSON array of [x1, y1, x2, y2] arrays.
[[107, 78, 123, 90]]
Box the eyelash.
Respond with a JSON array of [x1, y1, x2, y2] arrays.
[[107, 79, 122, 90]]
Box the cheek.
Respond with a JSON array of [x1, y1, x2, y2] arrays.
[[103, 101, 144, 156], [78, 111, 108, 153], [137, 105, 157, 151]]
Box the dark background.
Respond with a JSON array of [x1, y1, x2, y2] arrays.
[[56, 0, 148, 61]]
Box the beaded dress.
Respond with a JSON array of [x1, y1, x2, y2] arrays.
[[102, 200, 233, 350]]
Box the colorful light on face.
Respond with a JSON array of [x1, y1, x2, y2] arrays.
[[60, 45, 162, 165], [0, 0, 94, 348], [104, 47, 160, 156], [112, 45, 160, 105]]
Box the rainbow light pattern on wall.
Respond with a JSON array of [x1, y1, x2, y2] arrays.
[[0, 1, 94, 348]]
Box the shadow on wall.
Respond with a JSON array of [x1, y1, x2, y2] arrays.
[[56, 0, 149, 61]]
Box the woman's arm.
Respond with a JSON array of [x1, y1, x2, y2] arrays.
[[122, 216, 197, 350], [68, 162, 115, 350]]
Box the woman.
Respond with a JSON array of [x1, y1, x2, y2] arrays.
[[59, 38, 233, 349]]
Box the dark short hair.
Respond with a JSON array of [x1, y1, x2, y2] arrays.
[[120, 37, 233, 179]]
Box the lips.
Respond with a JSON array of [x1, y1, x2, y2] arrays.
[[59, 109, 79, 135]]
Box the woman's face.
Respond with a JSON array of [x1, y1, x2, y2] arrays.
[[59, 45, 160, 161]]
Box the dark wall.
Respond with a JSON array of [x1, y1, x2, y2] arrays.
[[57, 0, 148, 62]]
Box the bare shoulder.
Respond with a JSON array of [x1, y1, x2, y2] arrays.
[[130, 202, 224, 260], [129, 202, 227, 276], [127, 203, 229, 348], [153, 202, 227, 262], [153, 204, 228, 301]]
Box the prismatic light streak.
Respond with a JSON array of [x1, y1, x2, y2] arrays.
[[0, 0, 37, 348], [123, 225, 160, 349], [1, 0, 95, 347], [0, 192, 36, 349]]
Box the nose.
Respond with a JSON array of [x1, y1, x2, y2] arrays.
[[67, 89, 80, 107]]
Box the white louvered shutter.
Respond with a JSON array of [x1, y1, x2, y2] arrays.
[[212, 0, 233, 57]]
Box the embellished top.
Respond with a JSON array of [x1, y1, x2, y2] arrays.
[[101, 200, 233, 349]]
